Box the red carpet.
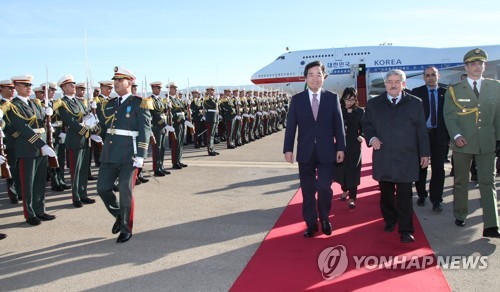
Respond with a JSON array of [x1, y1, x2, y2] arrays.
[[231, 145, 450, 291]]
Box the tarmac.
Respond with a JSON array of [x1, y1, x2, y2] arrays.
[[0, 130, 498, 291]]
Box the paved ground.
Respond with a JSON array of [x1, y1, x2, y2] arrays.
[[0, 131, 498, 291]]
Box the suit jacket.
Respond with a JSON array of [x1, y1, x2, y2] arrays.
[[362, 92, 430, 182], [411, 85, 449, 143], [283, 89, 345, 163], [443, 78, 500, 154]]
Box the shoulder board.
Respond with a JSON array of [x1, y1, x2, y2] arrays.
[[109, 97, 118, 102], [0, 101, 12, 113], [140, 97, 154, 110], [484, 78, 500, 83], [52, 99, 63, 110], [31, 98, 42, 107]]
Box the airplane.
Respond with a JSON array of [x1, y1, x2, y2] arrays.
[[250, 44, 500, 105]]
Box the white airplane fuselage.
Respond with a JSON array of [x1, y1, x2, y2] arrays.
[[250, 45, 500, 97]]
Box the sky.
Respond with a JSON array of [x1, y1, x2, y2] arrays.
[[1, 0, 499, 92]]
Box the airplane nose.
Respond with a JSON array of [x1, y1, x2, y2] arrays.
[[250, 71, 259, 85]]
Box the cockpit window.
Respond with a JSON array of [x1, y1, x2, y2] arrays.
[[275, 56, 285, 61]]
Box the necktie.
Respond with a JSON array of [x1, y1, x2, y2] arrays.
[[118, 97, 122, 106], [392, 98, 397, 105], [312, 93, 319, 120], [430, 89, 437, 128], [473, 81, 480, 98]]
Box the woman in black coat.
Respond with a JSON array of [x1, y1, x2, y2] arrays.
[[334, 87, 364, 209]]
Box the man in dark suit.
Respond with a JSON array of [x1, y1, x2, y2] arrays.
[[411, 66, 448, 212], [362, 69, 430, 243], [283, 61, 345, 238]]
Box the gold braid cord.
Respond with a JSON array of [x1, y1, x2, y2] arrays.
[[449, 86, 479, 124]]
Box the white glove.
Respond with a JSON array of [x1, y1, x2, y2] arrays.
[[201, 116, 206, 121], [45, 107, 53, 116], [91, 101, 97, 109], [165, 125, 175, 132], [133, 157, 144, 168], [0, 154, 5, 165], [0, 109, 3, 120], [41, 145, 56, 157], [0, 130, 4, 138], [243, 114, 249, 118], [185, 121, 194, 128], [218, 115, 222, 121], [58, 132, 66, 143], [90, 135, 103, 143], [235, 115, 242, 120], [83, 114, 98, 129]]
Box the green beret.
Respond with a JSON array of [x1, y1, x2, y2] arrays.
[[463, 48, 488, 63]]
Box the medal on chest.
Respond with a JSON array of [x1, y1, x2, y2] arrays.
[[126, 105, 131, 118]]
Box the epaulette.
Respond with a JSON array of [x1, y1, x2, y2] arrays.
[[0, 101, 12, 114], [52, 99, 63, 110], [32, 98, 42, 107], [140, 97, 154, 110]]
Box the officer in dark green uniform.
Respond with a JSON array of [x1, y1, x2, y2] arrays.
[[168, 82, 188, 169], [56, 76, 98, 208], [443, 48, 500, 238], [0, 80, 21, 204], [3, 75, 57, 226], [220, 89, 237, 149], [148, 81, 171, 176], [203, 86, 219, 156], [190, 89, 204, 148], [96, 67, 152, 243]]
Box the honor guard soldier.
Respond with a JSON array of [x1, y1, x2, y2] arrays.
[[131, 83, 150, 184], [34, 86, 44, 101], [203, 86, 219, 156], [233, 89, 243, 146], [3, 75, 57, 226], [443, 48, 500, 238], [75, 83, 98, 181], [94, 81, 114, 167], [190, 89, 205, 148], [168, 82, 189, 169], [56, 76, 100, 208], [96, 67, 152, 243], [0, 80, 22, 204], [149, 81, 172, 176], [220, 89, 237, 149]]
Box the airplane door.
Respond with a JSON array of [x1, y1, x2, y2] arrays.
[[334, 49, 343, 61], [355, 64, 367, 107]]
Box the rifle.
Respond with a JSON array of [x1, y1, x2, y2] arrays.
[[45, 66, 59, 168], [0, 132, 11, 179]]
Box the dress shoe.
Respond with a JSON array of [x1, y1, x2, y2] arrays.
[[88, 175, 97, 181], [340, 192, 348, 201], [73, 201, 83, 208], [112, 216, 121, 234], [10, 197, 19, 204], [37, 213, 56, 221], [51, 186, 64, 192], [138, 176, 149, 183], [194, 144, 200, 148], [384, 222, 395, 232], [304, 224, 319, 238], [0, 233, 6, 240], [470, 174, 478, 181], [154, 170, 166, 177], [179, 163, 188, 167], [214, 151, 220, 155], [26, 217, 41, 226], [208, 152, 217, 156], [416, 197, 426, 207], [400, 232, 415, 243], [227, 144, 236, 149], [116, 232, 132, 243], [81, 197, 96, 204], [432, 202, 443, 212], [135, 178, 142, 185], [321, 220, 332, 235], [62, 183, 71, 190], [348, 199, 356, 209], [172, 163, 183, 169], [483, 227, 500, 238], [455, 219, 466, 227]]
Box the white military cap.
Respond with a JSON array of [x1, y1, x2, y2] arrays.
[[57, 74, 75, 87], [11, 75, 33, 85], [41, 82, 58, 89], [167, 82, 178, 88], [0, 80, 15, 87], [112, 66, 136, 81], [75, 82, 87, 88], [150, 81, 163, 87], [33, 86, 43, 92], [99, 80, 114, 87], [93, 86, 101, 91], [206, 86, 215, 90]]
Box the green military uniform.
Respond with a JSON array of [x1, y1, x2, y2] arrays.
[[203, 92, 219, 155], [50, 100, 68, 190], [96, 93, 152, 235], [149, 94, 168, 174], [3, 97, 49, 223], [443, 49, 500, 230], [170, 95, 187, 167], [0, 98, 21, 203], [191, 95, 205, 148], [57, 95, 97, 205], [220, 95, 237, 148]]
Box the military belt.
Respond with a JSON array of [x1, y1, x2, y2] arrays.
[[207, 109, 218, 112], [106, 129, 139, 137], [32, 128, 46, 134]]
